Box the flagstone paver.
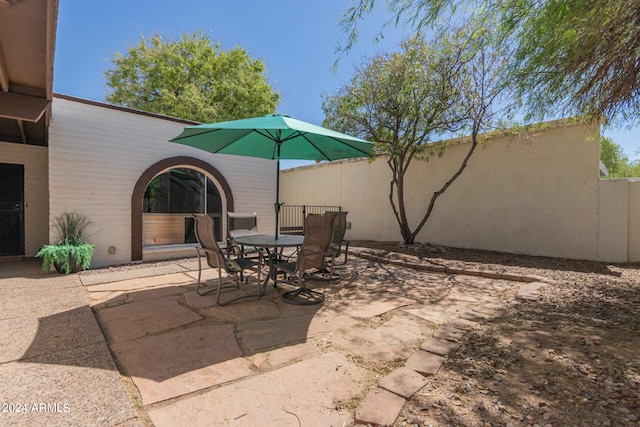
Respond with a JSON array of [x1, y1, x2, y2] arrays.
[[405, 301, 469, 324], [199, 297, 281, 321], [433, 324, 467, 342], [331, 291, 417, 318], [405, 350, 446, 376], [448, 317, 479, 330], [420, 336, 459, 356], [235, 309, 356, 354], [378, 367, 429, 399], [96, 299, 202, 343], [516, 281, 549, 301], [265, 342, 318, 368], [147, 352, 370, 427], [330, 313, 431, 363], [111, 323, 253, 405], [460, 310, 492, 322], [355, 387, 407, 426]]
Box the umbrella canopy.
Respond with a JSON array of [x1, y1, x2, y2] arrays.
[[170, 114, 374, 238]]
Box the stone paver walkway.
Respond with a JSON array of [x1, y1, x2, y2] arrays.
[[1, 251, 549, 426]]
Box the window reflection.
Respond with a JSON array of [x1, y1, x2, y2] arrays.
[[143, 168, 222, 244]]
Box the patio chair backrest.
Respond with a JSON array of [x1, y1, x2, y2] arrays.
[[193, 214, 226, 270], [299, 213, 336, 271], [227, 212, 259, 238], [328, 211, 348, 245]]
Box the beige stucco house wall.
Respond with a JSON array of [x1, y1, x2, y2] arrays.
[[49, 95, 276, 268], [280, 119, 628, 262]]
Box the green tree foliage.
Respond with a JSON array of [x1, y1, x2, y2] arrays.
[[512, 0, 640, 124], [324, 25, 517, 244], [340, 0, 640, 126], [600, 136, 640, 178], [105, 31, 279, 123]]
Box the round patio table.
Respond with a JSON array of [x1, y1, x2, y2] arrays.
[[231, 234, 304, 294]]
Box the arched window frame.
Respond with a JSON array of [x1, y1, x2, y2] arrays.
[[131, 157, 234, 261]]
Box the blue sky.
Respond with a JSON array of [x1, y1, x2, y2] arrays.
[[53, 0, 639, 166]]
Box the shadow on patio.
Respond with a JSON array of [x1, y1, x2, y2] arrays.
[[16, 257, 520, 416]]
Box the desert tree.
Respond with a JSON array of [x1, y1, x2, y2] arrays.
[[105, 31, 279, 123], [324, 25, 517, 244], [340, 0, 640, 127]]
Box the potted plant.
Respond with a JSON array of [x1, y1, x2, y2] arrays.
[[36, 211, 95, 274]]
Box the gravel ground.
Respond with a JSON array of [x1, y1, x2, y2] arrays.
[[83, 241, 640, 426], [350, 241, 640, 427]]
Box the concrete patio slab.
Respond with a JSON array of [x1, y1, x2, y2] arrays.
[[96, 299, 202, 343], [111, 323, 253, 405], [0, 267, 81, 292], [146, 352, 370, 427], [0, 284, 88, 319], [0, 305, 103, 364], [0, 342, 138, 427]]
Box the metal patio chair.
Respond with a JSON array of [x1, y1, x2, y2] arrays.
[[329, 211, 350, 266], [227, 212, 261, 260], [275, 213, 336, 305], [193, 214, 262, 306]]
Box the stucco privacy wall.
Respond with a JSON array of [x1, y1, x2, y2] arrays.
[[49, 96, 275, 268], [597, 179, 640, 263], [0, 141, 49, 256], [281, 120, 604, 260]]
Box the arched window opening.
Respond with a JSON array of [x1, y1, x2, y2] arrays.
[[142, 168, 223, 246]]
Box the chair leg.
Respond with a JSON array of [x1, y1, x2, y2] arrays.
[[217, 272, 240, 306], [195, 253, 265, 305], [196, 254, 217, 296], [335, 241, 350, 266], [281, 275, 325, 305], [195, 256, 240, 300]]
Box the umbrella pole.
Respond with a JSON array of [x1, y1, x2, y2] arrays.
[[275, 139, 281, 239]]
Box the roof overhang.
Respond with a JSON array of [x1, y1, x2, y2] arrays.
[[0, 0, 58, 146]]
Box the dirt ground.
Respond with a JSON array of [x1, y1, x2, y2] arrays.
[[351, 241, 640, 427]]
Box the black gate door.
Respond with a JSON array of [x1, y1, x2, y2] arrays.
[[0, 163, 25, 256]]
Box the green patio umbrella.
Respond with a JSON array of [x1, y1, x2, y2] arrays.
[[170, 114, 374, 238]]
